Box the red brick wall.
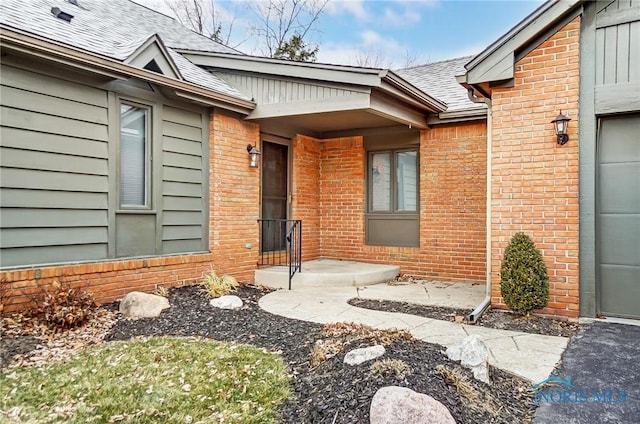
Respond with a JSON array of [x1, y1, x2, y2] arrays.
[[420, 122, 487, 282], [1, 254, 216, 314], [490, 18, 580, 319], [208, 111, 261, 282], [291, 134, 321, 261], [303, 126, 487, 283], [318, 136, 367, 256]]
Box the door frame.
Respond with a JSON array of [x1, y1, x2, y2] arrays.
[[259, 132, 292, 221]]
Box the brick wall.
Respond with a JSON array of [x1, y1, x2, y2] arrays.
[[319, 136, 367, 256], [293, 125, 487, 283], [1, 254, 216, 314], [490, 18, 581, 319], [420, 122, 487, 282], [291, 134, 321, 261], [208, 111, 261, 282]]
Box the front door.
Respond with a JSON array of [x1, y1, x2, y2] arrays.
[[597, 114, 640, 319], [261, 140, 289, 253]]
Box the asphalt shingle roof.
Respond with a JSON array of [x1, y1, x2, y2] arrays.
[[397, 56, 486, 112], [0, 0, 249, 99]]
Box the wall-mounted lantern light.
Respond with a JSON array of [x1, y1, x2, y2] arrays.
[[551, 111, 571, 145], [247, 144, 261, 168]]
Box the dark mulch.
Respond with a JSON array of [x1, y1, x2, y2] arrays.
[[105, 285, 536, 423], [348, 298, 579, 338], [0, 335, 39, 368]]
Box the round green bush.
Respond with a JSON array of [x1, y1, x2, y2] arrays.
[[500, 232, 549, 315]]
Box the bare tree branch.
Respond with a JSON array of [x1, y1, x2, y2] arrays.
[[250, 0, 328, 58], [163, 0, 240, 47]]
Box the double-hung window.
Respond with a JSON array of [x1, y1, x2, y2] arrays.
[[119, 103, 150, 208], [367, 148, 419, 247]]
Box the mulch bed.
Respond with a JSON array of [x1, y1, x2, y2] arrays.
[[2, 285, 538, 423], [348, 298, 579, 338]]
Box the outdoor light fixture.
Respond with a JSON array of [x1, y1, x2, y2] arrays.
[[247, 144, 261, 168], [551, 111, 571, 145]]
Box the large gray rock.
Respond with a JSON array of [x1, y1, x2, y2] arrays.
[[370, 386, 456, 424], [119, 291, 169, 319], [446, 334, 489, 383], [209, 295, 243, 310], [344, 345, 385, 365]]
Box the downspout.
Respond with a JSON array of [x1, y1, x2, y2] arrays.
[[466, 87, 492, 323]]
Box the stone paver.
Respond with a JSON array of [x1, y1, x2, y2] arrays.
[[259, 285, 569, 383]]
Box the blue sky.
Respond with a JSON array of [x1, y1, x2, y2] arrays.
[[316, 0, 544, 66], [138, 0, 544, 68]]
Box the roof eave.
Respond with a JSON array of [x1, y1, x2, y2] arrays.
[[0, 25, 255, 114], [464, 0, 584, 88], [181, 50, 446, 113], [178, 50, 386, 85], [382, 71, 447, 113]]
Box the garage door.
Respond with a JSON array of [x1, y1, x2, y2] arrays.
[[598, 114, 640, 319]]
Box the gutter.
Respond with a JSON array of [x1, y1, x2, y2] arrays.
[[0, 26, 255, 114], [382, 71, 448, 113], [467, 87, 493, 323]]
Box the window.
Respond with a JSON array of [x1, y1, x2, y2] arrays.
[[119, 103, 150, 208], [369, 149, 418, 213], [367, 148, 419, 247]]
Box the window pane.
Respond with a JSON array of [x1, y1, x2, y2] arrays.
[[396, 151, 417, 211], [371, 152, 391, 211], [120, 105, 147, 206]]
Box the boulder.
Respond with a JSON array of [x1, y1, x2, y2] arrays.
[[344, 345, 385, 365], [446, 334, 489, 383], [370, 386, 456, 424], [119, 292, 169, 319], [209, 295, 243, 310]]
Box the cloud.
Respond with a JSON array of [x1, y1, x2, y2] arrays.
[[327, 0, 370, 21], [382, 6, 422, 26], [316, 31, 410, 68]]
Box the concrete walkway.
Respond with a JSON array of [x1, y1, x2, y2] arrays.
[[259, 283, 569, 383]]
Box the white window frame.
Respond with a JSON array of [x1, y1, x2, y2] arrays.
[[118, 100, 152, 210]]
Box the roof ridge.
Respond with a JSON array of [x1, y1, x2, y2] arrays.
[[127, 0, 244, 55], [398, 55, 475, 72]]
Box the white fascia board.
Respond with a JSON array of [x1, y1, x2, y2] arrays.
[[124, 34, 182, 80]]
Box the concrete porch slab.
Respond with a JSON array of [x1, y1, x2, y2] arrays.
[[255, 258, 400, 289]]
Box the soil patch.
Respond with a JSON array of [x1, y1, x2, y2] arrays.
[[0, 335, 39, 368], [348, 298, 578, 338]]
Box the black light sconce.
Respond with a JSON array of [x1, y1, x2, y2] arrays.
[[551, 111, 571, 145], [247, 144, 261, 168]]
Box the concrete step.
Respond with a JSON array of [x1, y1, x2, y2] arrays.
[[255, 258, 400, 289]]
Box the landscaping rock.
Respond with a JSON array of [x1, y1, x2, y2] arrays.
[[344, 345, 385, 365], [446, 334, 489, 383], [119, 292, 170, 319], [370, 386, 456, 424], [209, 295, 243, 310]]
